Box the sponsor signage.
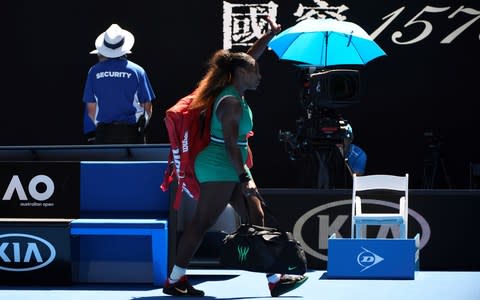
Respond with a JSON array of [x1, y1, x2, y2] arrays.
[[293, 199, 429, 263], [261, 189, 480, 270], [0, 233, 56, 272], [0, 162, 80, 218], [0, 221, 72, 284], [327, 236, 416, 279]]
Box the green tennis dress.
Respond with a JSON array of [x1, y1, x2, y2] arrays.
[[194, 85, 253, 182]]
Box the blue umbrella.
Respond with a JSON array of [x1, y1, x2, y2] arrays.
[[268, 18, 386, 67]]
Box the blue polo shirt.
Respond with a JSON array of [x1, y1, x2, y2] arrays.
[[82, 57, 155, 124], [346, 144, 367, 175]]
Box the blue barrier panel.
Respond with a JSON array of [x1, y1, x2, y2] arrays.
[[73, 161, 170, 285], [71, 219, 168, 286], [327, 234, 417, 279], [79, 161, 169, 217]]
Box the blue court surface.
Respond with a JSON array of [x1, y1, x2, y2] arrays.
[[1, 269, 479, 300]]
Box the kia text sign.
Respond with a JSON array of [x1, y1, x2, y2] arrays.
[[293, 199, 430, 263], [0, 233, 56, 272], [261, 190, 431, 270], [0, 222, 72, 285], [0, 162, 80, 218]]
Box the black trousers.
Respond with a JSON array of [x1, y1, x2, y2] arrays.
[[95, 123, 145, 144]]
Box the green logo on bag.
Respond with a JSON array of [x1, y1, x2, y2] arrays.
[[237, 245, 249, 263]]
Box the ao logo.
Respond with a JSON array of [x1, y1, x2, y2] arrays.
[[293, 199, 431, 261], [2, 175, 54, 201], [0, 233, 56, 271]]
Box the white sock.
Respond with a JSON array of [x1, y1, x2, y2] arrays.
[[169, 265, 187, 284], [267, 273, 281, 283]]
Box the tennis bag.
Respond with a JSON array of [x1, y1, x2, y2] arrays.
[[220, 223, 308, 275], [160, 91, 254, 210]]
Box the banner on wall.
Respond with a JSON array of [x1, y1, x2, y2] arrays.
[[222, 1, 479, 51], [0, 162, 80, 218], [219, 0, 480, 189], [0, 221, 72, 285], [261, 189, 479, 271]]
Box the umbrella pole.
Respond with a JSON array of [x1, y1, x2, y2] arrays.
[[324, 32, 329, 68]]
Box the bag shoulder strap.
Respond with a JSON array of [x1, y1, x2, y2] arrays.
[[243, 192, 284, 231]]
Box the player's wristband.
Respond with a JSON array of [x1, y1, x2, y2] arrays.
[[238, 172, 251, 183]]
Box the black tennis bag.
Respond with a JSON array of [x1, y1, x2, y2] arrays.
[[220, 221, 307, 275]]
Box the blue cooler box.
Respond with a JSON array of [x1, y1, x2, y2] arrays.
[[327, 234, 419, 279]]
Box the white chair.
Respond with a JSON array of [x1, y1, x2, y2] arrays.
[[351, 173, 409, 239]]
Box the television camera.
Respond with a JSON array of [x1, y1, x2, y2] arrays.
[[278, 67, 361, 188]]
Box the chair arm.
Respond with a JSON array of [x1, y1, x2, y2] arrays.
[[355, 196, 362, 215], [399, 196, 406, 217]]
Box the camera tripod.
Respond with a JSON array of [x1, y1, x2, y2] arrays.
[[422, 145, 452, 189], [279, 67, 358, 189], [314, 144, 352, 189]]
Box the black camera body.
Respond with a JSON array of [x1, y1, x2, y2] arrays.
[[278, 67, 361, 188], [279, 68, 360, 160], [305, 68, 360, 109]]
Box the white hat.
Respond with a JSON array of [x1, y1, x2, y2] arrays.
[[90, 24, 135, 58]]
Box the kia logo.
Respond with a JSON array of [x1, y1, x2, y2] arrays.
[[0, 233, 56, 271], [293, 199, 431, 261]]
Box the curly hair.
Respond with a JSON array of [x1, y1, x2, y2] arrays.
[[190, 49, 255, 110]]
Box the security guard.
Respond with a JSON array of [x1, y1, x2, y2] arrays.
[[82, 24, 155, 144]]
